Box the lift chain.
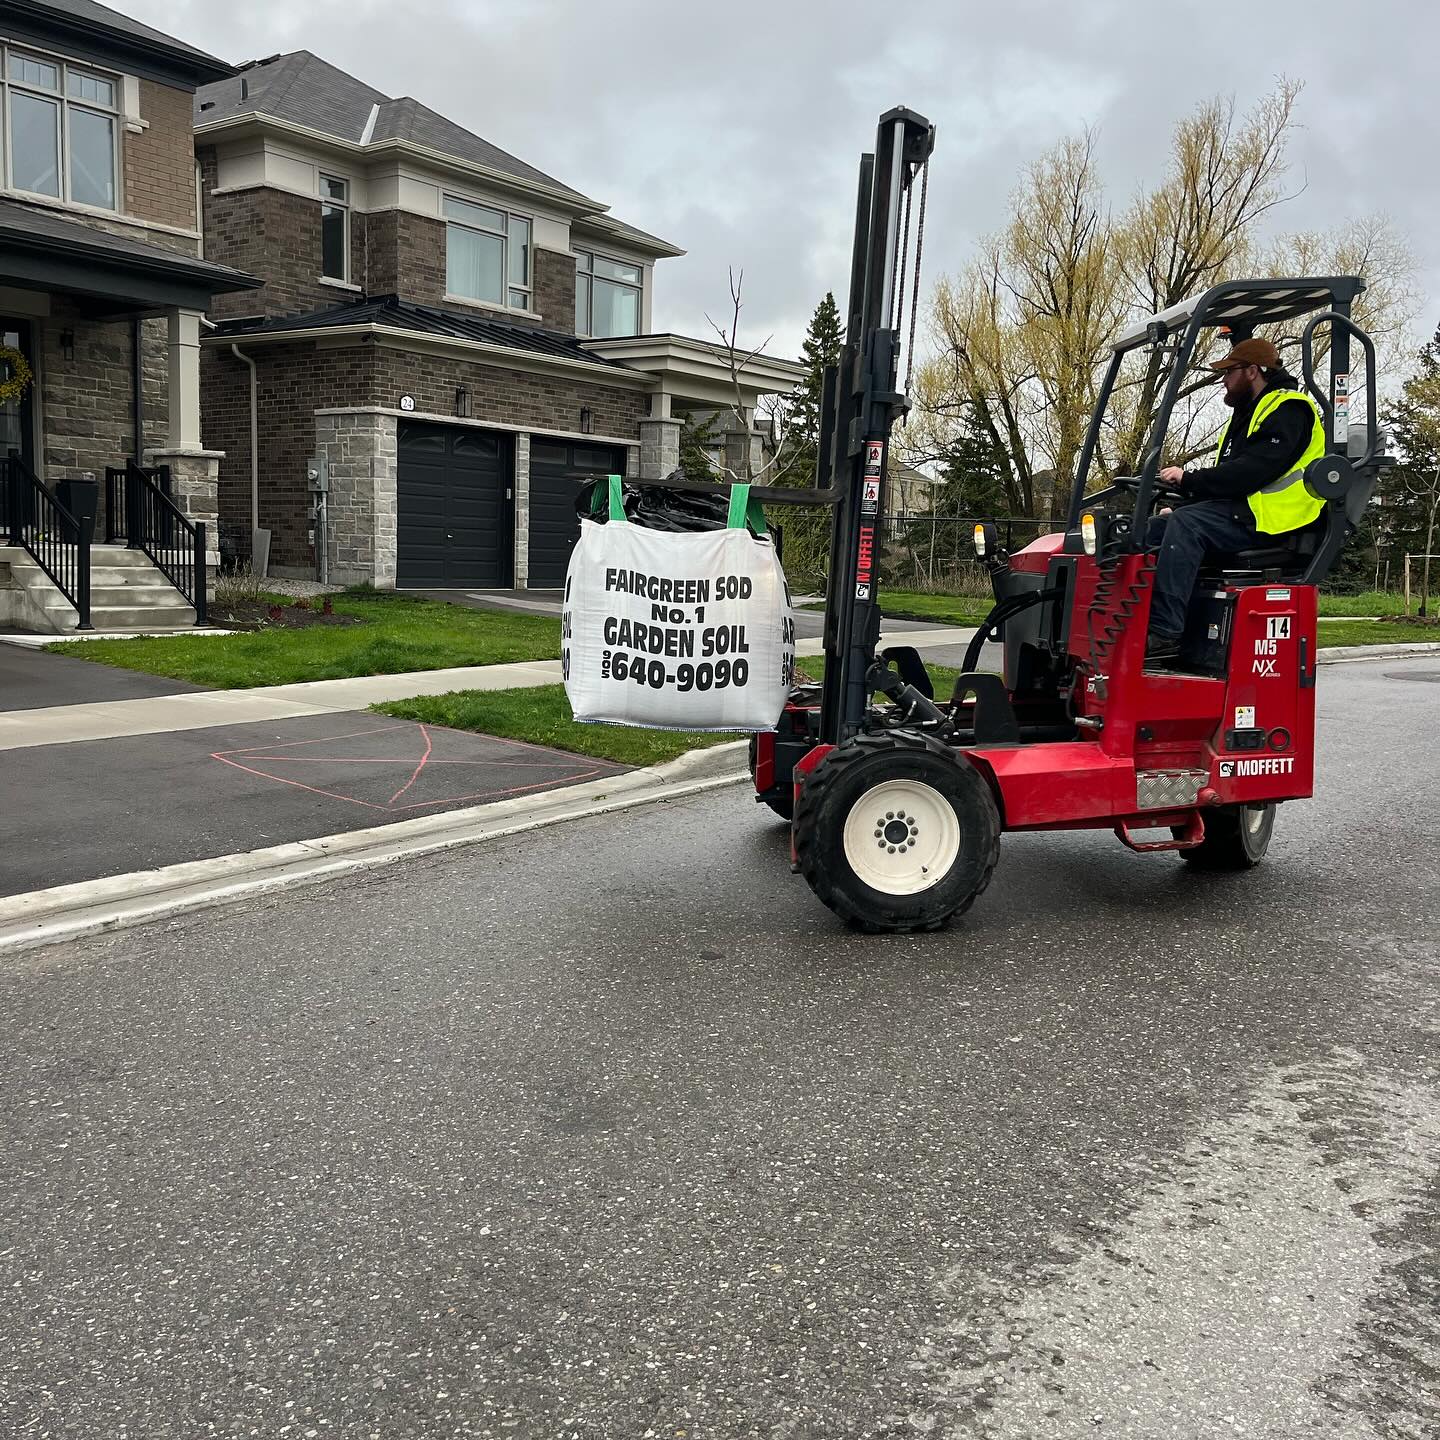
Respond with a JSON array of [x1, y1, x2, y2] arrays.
[[903, 156, 929, 404]]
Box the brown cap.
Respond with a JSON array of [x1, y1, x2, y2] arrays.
[[1209, 337, 1280, 372]]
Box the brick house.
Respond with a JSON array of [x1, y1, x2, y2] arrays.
[[194, 50, 801, 589], [0, 0, 259, 632]]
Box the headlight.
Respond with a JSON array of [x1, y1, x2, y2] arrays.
[[1081, 512, 1098, 556]]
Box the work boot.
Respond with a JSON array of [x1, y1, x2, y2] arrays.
[[1144, 630, 1182, 664]]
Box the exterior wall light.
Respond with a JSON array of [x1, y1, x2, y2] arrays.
[[454, 386, 470, 419]]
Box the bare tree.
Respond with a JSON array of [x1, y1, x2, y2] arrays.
[[913, 82, 1416, 518], [703, 267, 794, 485]]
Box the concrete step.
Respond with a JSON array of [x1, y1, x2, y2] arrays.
[[87, 583, 195, 609], [11, 561, 183, 591], [69, 604, 198, 631], [88, 546, 173, 567]]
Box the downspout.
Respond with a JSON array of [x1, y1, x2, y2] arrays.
[[230, 342, 268, 576]]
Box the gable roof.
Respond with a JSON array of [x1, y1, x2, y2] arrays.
[[3, 0, 232, 81], [195, 51, 589, 204]]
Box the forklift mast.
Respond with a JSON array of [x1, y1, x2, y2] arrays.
[[815, 109, 937, 747]]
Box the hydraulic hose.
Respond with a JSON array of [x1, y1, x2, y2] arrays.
[[962, 587, 1063, 674]]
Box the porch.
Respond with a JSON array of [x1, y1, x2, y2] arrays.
[[0, 198, 258, 631]]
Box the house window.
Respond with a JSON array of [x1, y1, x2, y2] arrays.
[[2, 46, 118, 209], [444, 196, 531, 310], [320, 173, 349, 281], [574, 250, 642, 338]]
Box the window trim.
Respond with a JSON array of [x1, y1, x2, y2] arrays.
[[319, 171, 350, 284], [1, 42, 120, 213], [443, 191, 532, 313], [573, 247, 644, 339]]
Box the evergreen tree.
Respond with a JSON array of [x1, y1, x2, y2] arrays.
[[1384, 323, 1440, 611], [932, 412, 1012, 517], [783, 291, 844, 480], [675, 409, 721, 483], [771, 293, 845, 587]]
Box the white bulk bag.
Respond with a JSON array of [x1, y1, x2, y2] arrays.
[[563, 476, 796, 732]]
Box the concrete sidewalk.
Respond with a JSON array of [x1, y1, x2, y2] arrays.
[[0, 626, 975, 751]]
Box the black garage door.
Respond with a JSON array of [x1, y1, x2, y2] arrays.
[[397, 423, 513, 588], [527, 440, 630, 590]]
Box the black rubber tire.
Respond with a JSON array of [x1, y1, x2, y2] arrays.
[[747, 735, 794, 820], [793, 730, 1001, 933], [1178, 802, 1276, 870]]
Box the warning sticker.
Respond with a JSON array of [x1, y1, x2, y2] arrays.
[[1235, 706, 1255, 729], [864, 441, 884, 475], [862, 477, 880, 513]]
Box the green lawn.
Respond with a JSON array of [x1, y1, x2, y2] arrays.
[[374, 686, 740, 767], [802, 590, 992, 625], [50, 592, 561, 688], [1315, 619, 1439, 648], [1317, 591, 1407, 617], [801, 588, 1412, 627]]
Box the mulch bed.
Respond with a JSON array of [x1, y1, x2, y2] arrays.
[[1376, 614, 1440, 627], [212, 599, 362, 632]]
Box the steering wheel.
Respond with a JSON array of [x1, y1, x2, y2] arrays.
[[1108, 474, 1184, 499]]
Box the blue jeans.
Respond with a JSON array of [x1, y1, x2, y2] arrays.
[[1145, 501, 1259, 636]]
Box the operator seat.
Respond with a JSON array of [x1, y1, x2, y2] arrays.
[[1208, 426, 1385, 586]]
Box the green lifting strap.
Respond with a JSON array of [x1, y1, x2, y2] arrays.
[[726, 482, 751, 529], [607, 473, 626, 523]]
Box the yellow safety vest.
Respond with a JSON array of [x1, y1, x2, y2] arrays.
[[1213, 388, 1327, 535]]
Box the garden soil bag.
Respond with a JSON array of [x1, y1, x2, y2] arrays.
[[563, 475, 796, 731]]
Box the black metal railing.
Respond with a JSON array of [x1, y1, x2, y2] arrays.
[[4, 451, 93, 630], [104, 462, 175, 545], [877, 513, 1058, 591], [118, 459, 207, 625]]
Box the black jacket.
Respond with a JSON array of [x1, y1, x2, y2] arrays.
[[1181, 374, 1314, 503]]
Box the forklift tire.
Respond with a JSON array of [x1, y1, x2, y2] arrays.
[[794, 731, 1000, 933], [747, 736, 794, 820], [1177, 803, 1275, 870]]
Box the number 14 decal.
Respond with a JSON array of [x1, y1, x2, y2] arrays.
[[1266, 615, 1292, 640]]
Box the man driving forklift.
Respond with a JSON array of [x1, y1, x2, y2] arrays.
[[1145, 336, 1327, 661]]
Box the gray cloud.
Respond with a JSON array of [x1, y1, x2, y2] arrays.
[[132, 0, 1439, 358]]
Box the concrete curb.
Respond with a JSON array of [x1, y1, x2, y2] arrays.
[[0, 740, 752, 957], [1317, 642, 1440, 663]]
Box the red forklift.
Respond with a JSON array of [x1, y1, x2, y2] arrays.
[[745, 109, 1389, 932]]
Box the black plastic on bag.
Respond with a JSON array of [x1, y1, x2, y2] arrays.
[[576, 476, 773, 540]]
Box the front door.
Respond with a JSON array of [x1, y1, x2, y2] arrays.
[[0, 320, 35, 472]]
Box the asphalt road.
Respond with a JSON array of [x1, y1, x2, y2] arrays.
[[2, 657, 1437, 1439], [0, 713, 626, 898]]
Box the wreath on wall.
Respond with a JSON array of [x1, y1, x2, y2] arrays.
[[0, 344, 33, 405]]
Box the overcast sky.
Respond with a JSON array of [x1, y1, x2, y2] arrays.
[[130, 0, 1438, 362]]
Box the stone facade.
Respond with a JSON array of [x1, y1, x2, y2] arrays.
[[36, 300, 171, 530], [315, 411, 397, 587], [125, 80, 200, 232], [145, 448, 223, 579], [638, 417, 682, 480], [512, 431, 531, 588]]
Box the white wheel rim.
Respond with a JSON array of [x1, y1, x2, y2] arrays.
[[1243, 805, 1268, 836], [842, 778, 962, 896]]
